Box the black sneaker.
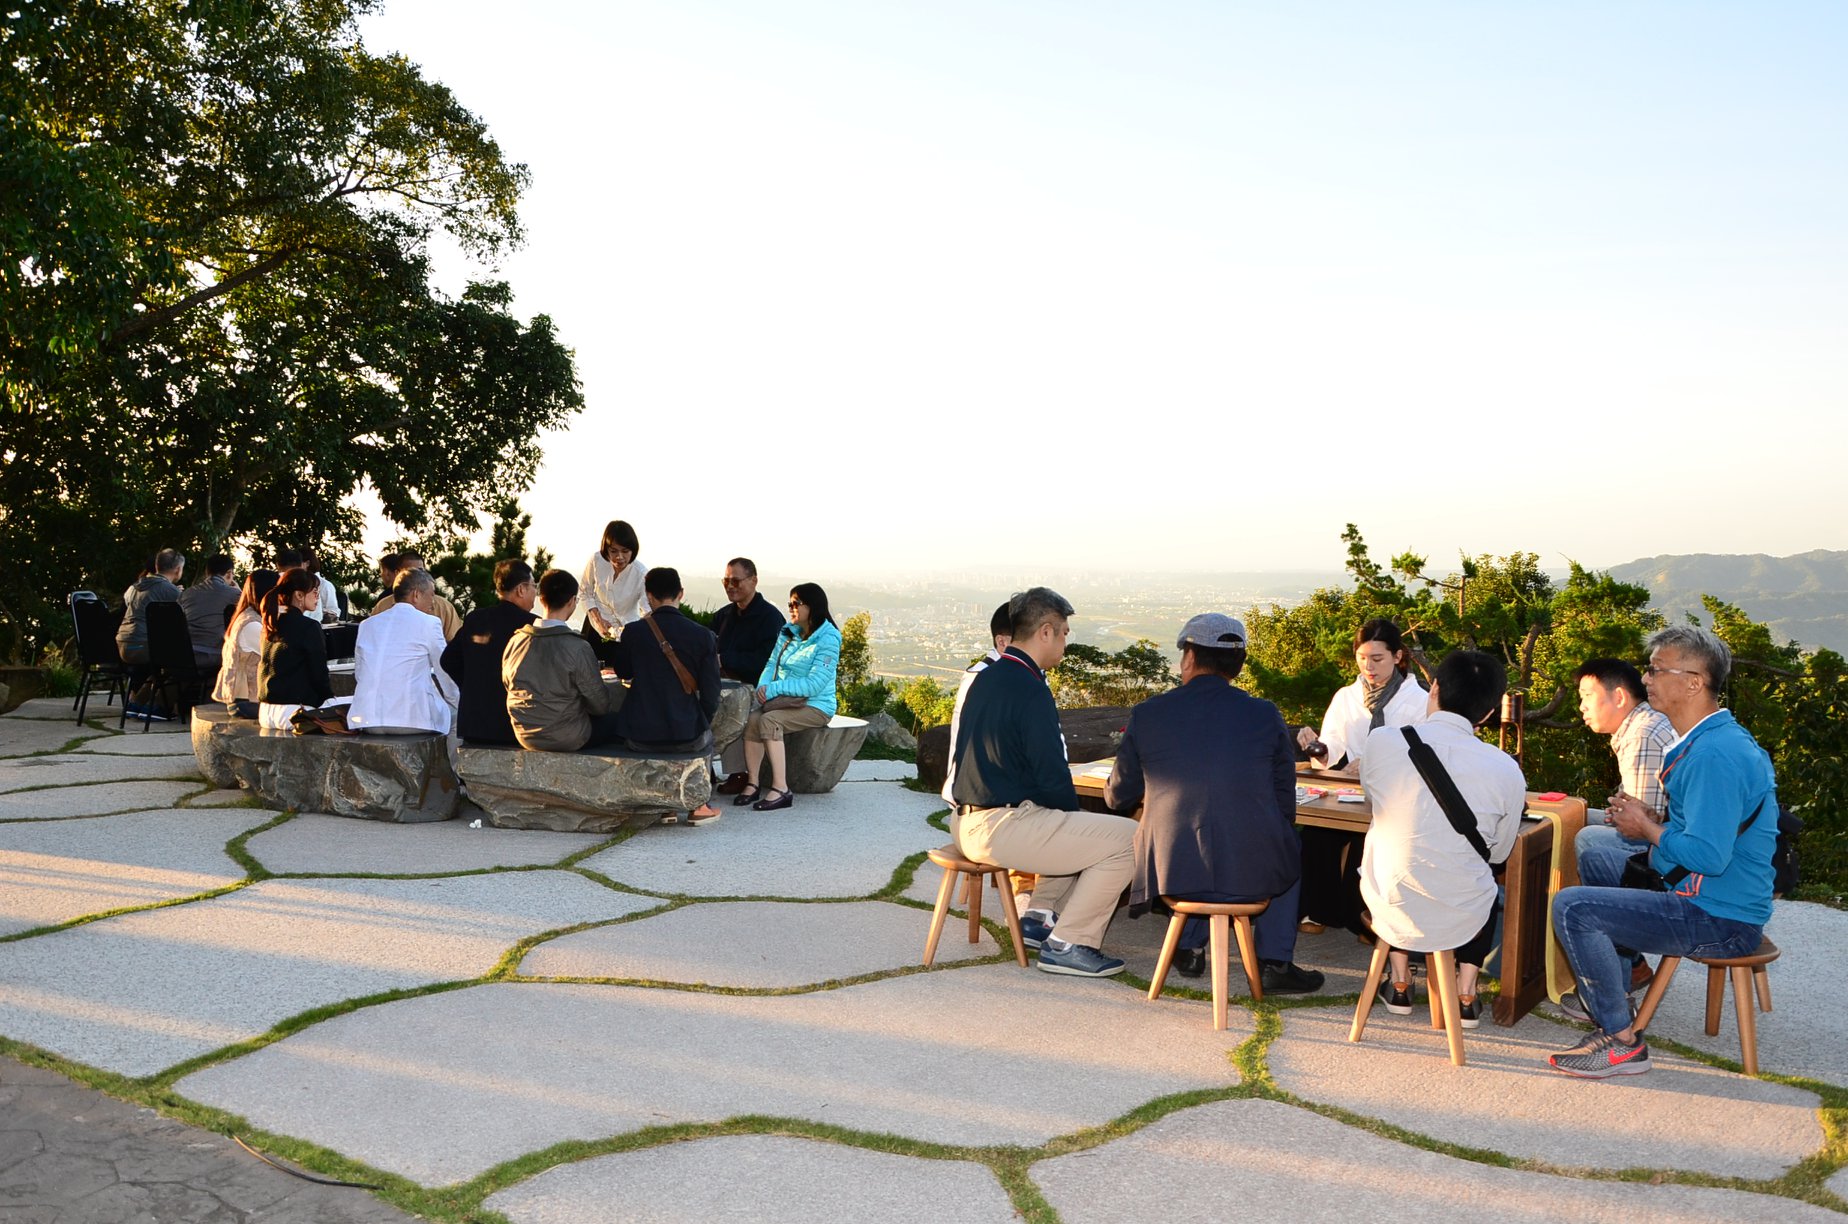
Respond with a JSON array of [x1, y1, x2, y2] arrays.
[[1174, 947, 1206, 979], [1260, 960, 1325, 995], [1380, 980, 1414, 1015], [1458, 994, 1481, 1029]]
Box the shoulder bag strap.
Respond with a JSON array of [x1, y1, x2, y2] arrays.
[[644, 613, 698, 696], [1659, 793, 1769, 888], [1400, 726, 1494, 863]]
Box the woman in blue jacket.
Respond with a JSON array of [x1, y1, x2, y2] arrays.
[[738, 583, 841, 811]]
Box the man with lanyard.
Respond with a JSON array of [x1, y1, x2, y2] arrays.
[[1549, 625, 1778, 1078], [948, 587, 1137, 977]]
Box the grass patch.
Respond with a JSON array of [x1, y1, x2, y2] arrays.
[[222, 810, 293, 879], [855, 739, 916, 763], [0, 881, 255, 943]]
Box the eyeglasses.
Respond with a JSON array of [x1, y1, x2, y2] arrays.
[[788, 600, 804, 611], [721, 576, 746, 586], [1642, 664, 1701, 681]]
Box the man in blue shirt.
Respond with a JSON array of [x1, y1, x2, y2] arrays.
[[1549, 625, 1778, 1078], [949, 588, 1137, 977]]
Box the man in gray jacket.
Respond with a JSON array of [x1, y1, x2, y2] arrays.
[[179, 554, 240, 670], [503, 569, 623, 751], [117, 549, 185, 666]]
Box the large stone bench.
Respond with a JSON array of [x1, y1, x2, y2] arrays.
[[786, 715, 869, 793], [190, 705, 458, 823], [454, 744, 712, 833]]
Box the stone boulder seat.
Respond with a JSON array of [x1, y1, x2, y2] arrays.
[[190, 704, 458, 822], [454, 743, 713, 833], [783, 714, 870, 793]]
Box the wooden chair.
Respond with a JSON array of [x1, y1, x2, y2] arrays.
[[1633, 937, 1780, 1076], [1350, 932, 1468, 1067], [1148, 898, 1268, 1031], [921, 846, 1028, 968]]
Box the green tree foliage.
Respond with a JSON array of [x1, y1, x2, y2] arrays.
[[0, 1, 582, 660], [375, 500, 555, 616], [837, 611, 873, 690], [1048, 639, 1176, 709], [888, 676, 956, 734]]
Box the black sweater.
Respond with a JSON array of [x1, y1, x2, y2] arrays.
[[441, 599, 538, 744], [949, 647, 1078, 811], [713, 593, 785, 682], [258, 610, 332, 707]]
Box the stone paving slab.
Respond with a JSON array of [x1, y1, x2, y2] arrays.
[[483, 1134, 1016, 1224], [0, 1055, 421, 1223], [1268, 1006, 1821, 1179], [1828, 1166, 1848, 1203], [0, 781, 202, 821], [1552, 899, 1846, 1089], [182, 788, 256, 808], [0, 754, 203, 794], [840, 760, 918, 782], [521, 900, 996, 986], [245, 813, 608, 875], [0, 722, 110, 757], [0, 873, 657, 1076], [0, 808, 273, 936], [175, 965, 1244, 1186], [1032, 1097, 1835, 1223], [1, 697, 97, 721], [70, 734, 198, 756], [579, 782, 942, 898]]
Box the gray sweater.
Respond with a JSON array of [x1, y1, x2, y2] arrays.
[[502, 623, 609, 751], [116, 575, 182, 663]]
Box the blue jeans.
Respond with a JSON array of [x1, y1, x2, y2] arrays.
[[1552, 884, 1762, 1035], [1576, 819, 1652, 865], [1171, 878, 1302, 964]]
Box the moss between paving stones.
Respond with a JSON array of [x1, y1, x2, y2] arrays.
[[0, 760, 1840, 1223]]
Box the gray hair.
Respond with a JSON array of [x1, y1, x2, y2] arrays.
[[155, 548, 185, 576], [392, 567, 436, 601], [1646, 624, 1731, 692], [1008, 586, 1075, 639]]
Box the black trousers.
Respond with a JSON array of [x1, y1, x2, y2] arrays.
[[1394, 899, 1501, 971], [1299, 827, 1367, 933]]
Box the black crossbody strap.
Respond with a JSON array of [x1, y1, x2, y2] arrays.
[[1659, 794, 1769, 887], [1400, 726, 1494, 864]]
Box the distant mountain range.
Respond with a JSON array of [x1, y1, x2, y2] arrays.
[[1610, 549, 1848, 655]]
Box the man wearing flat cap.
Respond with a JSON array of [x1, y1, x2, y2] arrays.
[[1105, 613, 1324, 993]]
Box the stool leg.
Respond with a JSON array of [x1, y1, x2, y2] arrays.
[[965, 871, 984, 945], [992, 871, 1028, 967], [1233, 915, 1263, 1003], [1209, 913, 1230, 1032], [1704, 965, 1725, 1037], [923, 866, 958, 967], [959, 874, 976, 908], [1431, 949, 1466, 1067], [1149, 914, 1186, 1002], [1350, 939, 1391, 1044], [1428, 954, 1444, 1031], [1731, 965, 1760, 1076], [1633, 956, 1679, 1032], [1754, 964, 1773, 1013]]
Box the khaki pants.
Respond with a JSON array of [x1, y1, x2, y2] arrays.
[[953, 801, 1136, 950]]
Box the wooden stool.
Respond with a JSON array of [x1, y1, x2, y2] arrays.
[[1148, 898, 1268, 1031], [1633, 937, 1780, 1075], [922, 846, 1028, 968], [1350, 934, 1468, 1067]]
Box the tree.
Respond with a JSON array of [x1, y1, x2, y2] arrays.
[[837, 611, 873, 690], [376, 500, 556, 617], [1048, 639, 1176, 708], [0, 1, 582, 660]]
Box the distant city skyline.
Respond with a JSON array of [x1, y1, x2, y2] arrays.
[[354, 1, 1848, 577]]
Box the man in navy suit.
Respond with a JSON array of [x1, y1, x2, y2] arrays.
[[1105, 613, 1325, 993]]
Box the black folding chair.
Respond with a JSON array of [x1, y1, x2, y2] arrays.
[[70, 595, 130, 725], [135, 601, 206, 732]]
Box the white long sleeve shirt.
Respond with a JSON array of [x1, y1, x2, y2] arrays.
[[347, 602, 459, 734], [1316, 674, 1428, 770], [577, 553, 650, 630], [1357, 711, 1528, 952]]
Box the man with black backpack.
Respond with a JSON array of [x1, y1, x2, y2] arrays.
[[1549, 625, 1779, 1079], [1358, 650, 1528, 1030]]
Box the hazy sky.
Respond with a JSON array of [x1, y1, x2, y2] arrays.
[[355, 1, 1847, 580]]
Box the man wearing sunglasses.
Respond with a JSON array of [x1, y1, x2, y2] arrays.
[[712, 557, 785, 793]]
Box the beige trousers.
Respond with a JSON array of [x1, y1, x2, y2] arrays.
[[953, 800, 1136, 950]]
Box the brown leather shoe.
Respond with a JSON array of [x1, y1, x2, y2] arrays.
[[714, 771, 751, 795]]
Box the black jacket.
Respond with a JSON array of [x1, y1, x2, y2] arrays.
[[1105, 675, 1301, 916], [258, 610, 332, 707], [949, 647, 1079, 811], [713, 593, 784, 682], [441, 599, 538, 744], [612, 606, 722, 748]]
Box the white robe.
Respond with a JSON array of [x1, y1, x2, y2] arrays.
[[1316, 673, 1429, 770], [347, 602, 459, 734]]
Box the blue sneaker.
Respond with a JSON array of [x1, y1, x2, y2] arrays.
[[1018, 913, 1055, 950], [1037, 941, 1126, 978]]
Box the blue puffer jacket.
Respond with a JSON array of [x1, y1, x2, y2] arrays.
[[757, 620, 841, 718]]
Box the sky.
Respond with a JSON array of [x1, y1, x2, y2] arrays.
[[353, 1, 1848, 580]]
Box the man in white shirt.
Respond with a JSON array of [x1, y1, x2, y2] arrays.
[[1359, 650, 1527, 1029], [346, 568, 459, 735]]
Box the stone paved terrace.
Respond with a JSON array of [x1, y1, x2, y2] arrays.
[[0, 694, 1844, 1223]]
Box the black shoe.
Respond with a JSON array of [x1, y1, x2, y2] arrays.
[[1174, 947, 1207, 979], [1260, 960, 1325, 995], [752, 788, 794, 811], [732, 787, 760, 807], [714, 771, 751, 795]]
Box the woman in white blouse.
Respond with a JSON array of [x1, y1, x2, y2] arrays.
[[211, 569, 279, 716], [578, 520, 650, 656], [1296, 618, 1428, 933]]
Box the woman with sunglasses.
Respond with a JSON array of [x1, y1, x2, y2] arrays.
[[737, 583, 841, 811]]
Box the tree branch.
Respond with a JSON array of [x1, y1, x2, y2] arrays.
[[107, 247, 298, 348]]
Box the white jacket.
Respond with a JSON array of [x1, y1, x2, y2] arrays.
[[347, 602, 459, 734], [1316, 673, 1428, 769]]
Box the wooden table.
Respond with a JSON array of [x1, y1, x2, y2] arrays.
[[1069, 760, 1586, 1026]]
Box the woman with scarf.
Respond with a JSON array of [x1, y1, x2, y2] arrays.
[[1294, 618, 1427, 934]]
